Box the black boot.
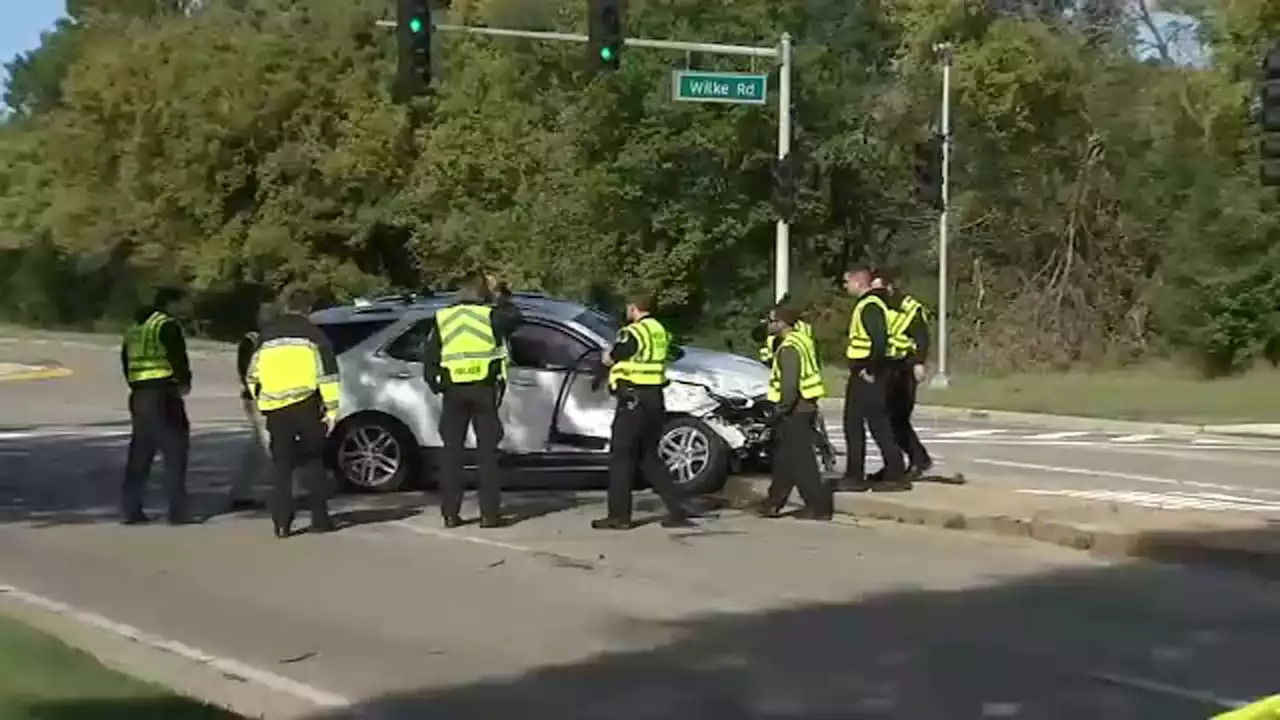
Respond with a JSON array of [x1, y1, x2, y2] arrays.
[[591, 517, 633, 530]]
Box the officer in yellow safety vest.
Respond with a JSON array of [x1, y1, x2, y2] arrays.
[[752, 304, 833, 520], [422, 272, 523, 529], [594, 293, 694, 530], [753, 296, 838, 472], [839, 267, 908, 492], [874, 271, 934, 479], [119, 288, 192, 525], [246, 287, 340, 539]]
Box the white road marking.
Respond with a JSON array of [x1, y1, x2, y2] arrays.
[[1021, 430, 1090, 440], [0, 583, 350, 708], [931, 429, 1007, 439], [972, 458, 1280, 496], [1086, 671, 1245, 710], [1112, 434, 1160, 443], [1016, 488, 1280, 512], [391, 519, 544, 554], [0, 424, 244, 442]]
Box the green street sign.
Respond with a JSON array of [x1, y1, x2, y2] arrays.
[[671, 70, 769, 105]]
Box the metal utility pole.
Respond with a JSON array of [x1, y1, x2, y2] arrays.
[[774, 33, 793, 303], [930, 42, 953, 390], [373, 19, 796, 301]]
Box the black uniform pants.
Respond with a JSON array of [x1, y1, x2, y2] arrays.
[[607, 387, 685, 521], [122, 386, 190, 519], [263, 394, 331, 528], [765, 408, 833, 514], [439, 382, 503, 522], [888, 362, 931, 468], [843, 368, 905, 482]]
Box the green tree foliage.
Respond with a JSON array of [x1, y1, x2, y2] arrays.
[[1, 0, 1278, 373]]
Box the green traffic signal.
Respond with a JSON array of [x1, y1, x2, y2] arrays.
[[408, 17, 424, 33], [600, 46, 614, 61]]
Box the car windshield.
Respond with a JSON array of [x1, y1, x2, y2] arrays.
[[572, 308, 620, 340]]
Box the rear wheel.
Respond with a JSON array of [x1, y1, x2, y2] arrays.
[[658, 416, 730, 495], [333, 415, 415, 492]]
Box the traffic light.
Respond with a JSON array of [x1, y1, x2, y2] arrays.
[[772, 153, 796, 221], [396, 0, 432, 98], [914, 135, 943, 210], [1260, 43, 1280, 187], [587, 0, 623, 70]]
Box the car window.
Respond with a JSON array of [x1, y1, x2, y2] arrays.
[[316, 319, 397, 355], [572, 308, 620, 341], [508, 323, 591, 370], [385, 318, 435, 362]]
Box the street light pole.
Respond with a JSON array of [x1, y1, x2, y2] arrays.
[[930, 42, 953, 390], [774, 32, 793, 302]]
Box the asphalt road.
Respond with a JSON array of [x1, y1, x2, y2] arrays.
[[2, 335, 1280, 718], [818, 410, 1280, 516]]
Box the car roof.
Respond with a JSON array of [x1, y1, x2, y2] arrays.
[[309, 291, 590, 325]]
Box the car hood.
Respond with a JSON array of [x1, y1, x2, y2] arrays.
[[668, 346, 771, 399]]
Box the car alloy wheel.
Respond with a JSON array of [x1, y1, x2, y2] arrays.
[[659, 424, 711, 486], [337, 424, 403, 490]]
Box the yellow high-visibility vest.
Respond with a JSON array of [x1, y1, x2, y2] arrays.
[[437, 303, 503, 384], [760, 320, 816, 365], [124, 312, 176, 383], [887, 294, 924, 359], [248, 336, 339, 417], [767, 330, 826, 402], [609, 316, 669, 390], [1211, 694, 1280, 720], [846, 294, 889, 360]]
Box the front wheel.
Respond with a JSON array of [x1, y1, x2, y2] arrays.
[[658, 416, 730, 495], [332, 415, 415, 492]]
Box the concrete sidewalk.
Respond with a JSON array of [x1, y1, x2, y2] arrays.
[[721, 476, 1280, 579]]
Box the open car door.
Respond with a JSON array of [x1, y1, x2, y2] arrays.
[[549, 346, 614, 451]]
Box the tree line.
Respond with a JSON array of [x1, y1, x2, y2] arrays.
[[2, 0, 1279, 375]]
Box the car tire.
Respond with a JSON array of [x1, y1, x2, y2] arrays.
[[658, 416, 730, 495], [332, 414, 416, 493]]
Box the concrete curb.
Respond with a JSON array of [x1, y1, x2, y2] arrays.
[[719, 476, 1280, 579], [815, 399, 1280, 439]]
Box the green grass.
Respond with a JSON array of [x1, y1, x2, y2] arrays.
[[821, 363, 1280, 424], [0, 614, 240, 720]]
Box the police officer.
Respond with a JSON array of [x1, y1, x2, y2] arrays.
[[246, 288, 339, 538], [839, 267, 908, 492], [751, 296, 837, 472], [422, 272, 522, 529], [228, 301, 275, 511], [875, 272, 933, 479], [752, 305, 833, 520], [120, 287, 192, 525], [593, 293, 693, 530]]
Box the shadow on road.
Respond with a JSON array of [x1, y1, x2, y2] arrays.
[[290, 555, 1278, 719], [0, 427, 607, 531], [13, 696, 234, 719]]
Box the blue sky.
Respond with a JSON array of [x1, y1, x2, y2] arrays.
[[1, 1, 65, 82]]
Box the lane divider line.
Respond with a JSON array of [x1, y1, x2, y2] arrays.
[[972, 458, 1280, 497]]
